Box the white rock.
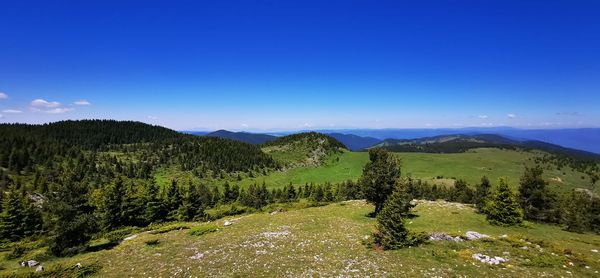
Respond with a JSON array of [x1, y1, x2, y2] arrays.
[[224, 220, 232, 226], [75, 262, 82, 268], [429, 232, 463, 242], [26, 260, 39, 267], [472, 253, 507, 265], [123, 234, 138, 241], [189, 251, 204, 260], [36, 265, 44, 272], [591, 249, 598, 253], [465, 231, 489, 240]]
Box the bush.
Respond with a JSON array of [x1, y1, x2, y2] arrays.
[[484, 178, 523, 226], [103, 226, 140, 243], [149, 223, 190, 234], [145, 239, 160, 246], [188, 224, 219, 236], [205, 204, 253, 221], [5, 244, 28, 260], [373, 185, 423, 250]]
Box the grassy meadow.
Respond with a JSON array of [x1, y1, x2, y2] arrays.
[[3, 200, 598, 277], [155, 148, 598, 194]]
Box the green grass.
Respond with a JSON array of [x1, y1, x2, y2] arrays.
[[153, 148, 598, 193], [236, 148, 597, 192], [3, 200, 598, 277]]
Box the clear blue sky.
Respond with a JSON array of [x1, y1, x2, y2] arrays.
[[1, 0, 599, 131]]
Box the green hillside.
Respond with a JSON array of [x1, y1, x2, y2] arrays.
[[209, 148, 598, 193], [3, 200, 598, 277], [261, 132, 347, 168]]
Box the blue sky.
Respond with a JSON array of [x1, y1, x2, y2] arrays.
[[1, 0, 599, 131]]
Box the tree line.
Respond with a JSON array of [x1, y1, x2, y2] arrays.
[[359, 148, 600, 250]]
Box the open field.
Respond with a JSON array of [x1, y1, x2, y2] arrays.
[[155, 148, 598, 193], [2, 200, 599, 277]]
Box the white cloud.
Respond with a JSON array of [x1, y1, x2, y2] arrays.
[[507, 113, 517, 119], [74, 100, 91, 105], [2, 109, 22, 113], [0, 114, 3, 119], [46, 108, 73, 114], [241, 123, 249, 128], [0, 92, 7, 99], [31, 99, 61, 108], [147, 115, 158, 120], [478, 115, 489, 119], [301, 123, 313, 128]]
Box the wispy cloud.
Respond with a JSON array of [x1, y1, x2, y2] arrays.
[[31, 99, 61, 108], [478, 115, 489, 119], [74, 100, 91, 105], [147, 115, 158, 120], [507, 113, 517, 119], [241, 123, 249, 128], [46, 108, 73, 114], [556, 111, 581, 116], [0, 92, 7, 100], [2, 109, 22, 113]]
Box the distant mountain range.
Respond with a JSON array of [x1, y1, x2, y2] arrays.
[[309, 128, 600, 155], [200, 130, 278, 145], [183, 127, 600, 155], [371, 134, 600, 159]]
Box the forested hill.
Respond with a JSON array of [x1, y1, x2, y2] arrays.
[[261, 132, 347, 167], [0, 120, 277, 175], [204, 130, 277, 145], [371, 134, 600, 160], [0, 120, 183, 148]]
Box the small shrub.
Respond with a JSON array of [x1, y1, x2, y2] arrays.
[[5, 244, 28, 260], [205, 204, 253, 221], [521, 254, 566, 267], [189, 224, 219, 236], [145, 239, 160, 246], [149, 223, 190, 234], [103, 226, 140, 243], [457, 249, 474, 260]]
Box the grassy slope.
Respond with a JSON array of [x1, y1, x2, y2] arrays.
[[3, 201, 599, 277], [182, 148, 596, 192]]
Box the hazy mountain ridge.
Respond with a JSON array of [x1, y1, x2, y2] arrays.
[[371, 133, 600, 159], [204, 130, 278, 145]]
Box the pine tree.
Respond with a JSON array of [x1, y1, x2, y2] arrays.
[[0, 188, 25, 241], [452, 179, 473, 204], [474, 176, 491, 211], [46, 177, 97, 256], [177, 184, 197, 221], [143, 182, 166, 224], [21, 195, 43, 238], [100, 177, 125, 230], [518, 166, 556, 222], [564, 190, 591, 233], [484, 178, 523, 226], [359, 148, 401, 215], [165, 179, 182, 220], [373, 185, 421, 250]]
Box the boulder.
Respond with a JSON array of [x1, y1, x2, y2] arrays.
[[465, 231, 489, 240], [224, 220, 232, 226], [25, 260, 39, 267], [36, 265, 44, 272], [428, 232, 463, 242], [472, 253, 507, 265]]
